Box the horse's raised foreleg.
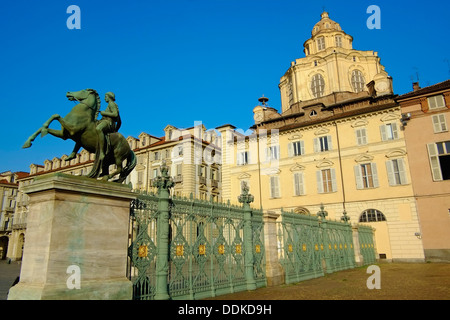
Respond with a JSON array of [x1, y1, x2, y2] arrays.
[[22, 128, 43, 148], [40, 114, 61, 137]]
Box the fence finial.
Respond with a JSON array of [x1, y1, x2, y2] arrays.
[[317, 203, 328, 219]]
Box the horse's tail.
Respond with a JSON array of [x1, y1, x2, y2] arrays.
[[120, 149, 136, 182]]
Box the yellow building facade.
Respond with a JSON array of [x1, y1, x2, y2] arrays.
[[219, 12, 425, 262]]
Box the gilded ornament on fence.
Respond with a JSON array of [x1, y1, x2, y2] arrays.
[[199, 244, 206, 255], [218, 244, 225, 255], [320, 244, 324, 251], [255, 245, 261, 253], [138, 245, 148, 258], [302, 244, 307, 251], [315, 244, 319, 251], [288, 244, 293, 252], [176, 245, 184, 256], [235, 244, 242, 254]]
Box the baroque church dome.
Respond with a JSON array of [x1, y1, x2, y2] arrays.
[[311, 11, 343, 36]]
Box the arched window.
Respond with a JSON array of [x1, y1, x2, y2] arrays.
[[351, 70, 365, 93], [311, 74, 325, 98], [359, 209, 386, 222]]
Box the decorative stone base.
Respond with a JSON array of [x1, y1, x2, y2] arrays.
[[8, 173, 136, 300]]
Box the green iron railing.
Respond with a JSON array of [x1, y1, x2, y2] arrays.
[[128, 166, 266, 300], [277, 205, 375, 285]]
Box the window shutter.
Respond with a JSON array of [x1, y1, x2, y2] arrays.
[[327, 135, 333, 150], [356, 129, 361, 145], [354, 165, 363, 189], [270, 176, 280, 198], [288, 143, 293, 157], [397, 158, 407, 184], [427, 143, 443, 181], [359, 128, 367, 145], [391, 123, 399, 139], [380, 125, 387, 141], [236, 152, 242, 165], [313, 138, 319, 152], [371, 163, 379, 187], [439, 114, 448, 132], [432, 115, 441, 133], [432, 114, 448, 133], [300, 141, 305, 155], [385, 160, 395, 186], [330, 168, 337, 192], [316, 170, 324, 193], [294, 172, 305, 196]]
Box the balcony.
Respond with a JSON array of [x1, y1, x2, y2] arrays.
[[173, 175, 183, 183]]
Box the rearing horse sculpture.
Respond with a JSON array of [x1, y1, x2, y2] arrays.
[[22, 89, 136, 183]]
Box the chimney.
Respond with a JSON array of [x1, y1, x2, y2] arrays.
[[413, 82, 420, 91]]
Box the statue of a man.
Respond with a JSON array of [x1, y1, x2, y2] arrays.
[[96, 92, 121, 160]]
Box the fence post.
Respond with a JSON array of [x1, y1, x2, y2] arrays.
[[263, 211, 284, 286], [153, 163, 174, 300], [238, 182, 257, 291]]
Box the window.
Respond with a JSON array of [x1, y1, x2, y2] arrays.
[[355, 128, 368, 145], [266, 146, 280, 161], [335, 35, 342, 47], [288, 141, 305, 157], [311, 74, 325, 98], [427, 141, 450, 181], [380, 123, 399, 141], [154, 151, 160, 160], [270, 176, 280, 198], [237, 151, 249, 165], [386, 159, 408, 186], [428, 95, 445, 110], [314, 136, 332, 152], [351, 70, 365, 93], [359, 209, 386, 222], [354, 163, 379, 189], [316, 168, 337, 193], [317, 37, 325, 51], [176, 164, 182, 176], [293, 172, 305, 196], [432, 114, 448, 133]]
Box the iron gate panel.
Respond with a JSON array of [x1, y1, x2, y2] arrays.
[[128, 196, 159, 300], [129, 192, 266, 300]]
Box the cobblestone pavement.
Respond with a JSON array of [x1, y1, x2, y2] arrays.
[[1, 261, 449, 300], [207, 262, 450, 300], [0, 260, 21, 300]]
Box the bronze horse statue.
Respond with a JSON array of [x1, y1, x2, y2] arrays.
[[22, 89, 136, 183]]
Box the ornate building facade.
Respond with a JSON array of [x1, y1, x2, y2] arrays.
[[397, 80, 450, 261], [0, 171, 28, 260], [219, 12, 425, 262]]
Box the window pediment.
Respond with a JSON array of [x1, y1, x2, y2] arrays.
[[385, 149, 406, 158], [290, 163, 306, 172], [238, 172, 251, 180], [262, 168, 281, 176], [288, 133, 303, 140], [316, 159, 334, 168], [354, 154, 374, 163], [314, 127, 330, 136], [380, 113, 399, 122], [351, 119, 368, 128]]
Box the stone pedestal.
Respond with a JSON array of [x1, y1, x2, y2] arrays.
[[263, 211, 284, 286], [8, 173, 136, 300]]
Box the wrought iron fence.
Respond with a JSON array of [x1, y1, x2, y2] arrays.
[[277, 207, 375, 285], [128, 178, 266, 300]]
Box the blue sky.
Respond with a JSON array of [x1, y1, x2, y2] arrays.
[[1, 0, 449, 173]]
